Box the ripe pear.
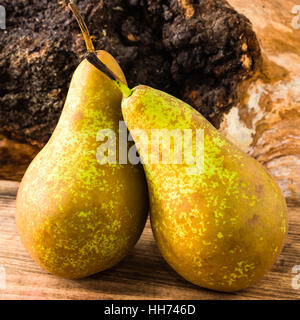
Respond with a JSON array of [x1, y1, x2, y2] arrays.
[[84, 46, 288, 292], [86, 53, 288, 292], [16, 5, 149, 279], [120, 85, 287, 292]]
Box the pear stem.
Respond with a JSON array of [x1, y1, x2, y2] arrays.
[[69, 1, 95, 52], [69, 1, 132, 98], [85, 51, 133, 98]]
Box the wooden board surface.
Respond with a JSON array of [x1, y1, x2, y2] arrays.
[[0, 180, 299, 300]]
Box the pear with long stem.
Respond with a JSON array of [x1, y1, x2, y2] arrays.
[[16, 3, 149, 279], [86, 51, 287, 292]]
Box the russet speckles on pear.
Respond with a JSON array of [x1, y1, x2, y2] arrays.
[[121, 85, 287, 292], [16, 51, 149, 279]]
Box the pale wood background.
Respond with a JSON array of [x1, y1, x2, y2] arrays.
[[0, 180, 299, 300]]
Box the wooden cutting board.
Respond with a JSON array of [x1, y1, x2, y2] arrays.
[[0, 180, 299, 300]]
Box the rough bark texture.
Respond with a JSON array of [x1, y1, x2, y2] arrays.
[[0, 0, 260, 147]]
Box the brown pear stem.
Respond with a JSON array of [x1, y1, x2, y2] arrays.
[[85, 51, 133, 98], [68, 1, 95, 52], [69, 1, 132, 97]]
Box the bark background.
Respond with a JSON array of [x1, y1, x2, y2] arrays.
[[0, 0, 299, 204], [222, 0, 300, 205]]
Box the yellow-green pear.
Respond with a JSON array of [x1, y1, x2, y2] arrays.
[[16, 4, 149, 279], [85, 46, 287, 292], [120, 85, 287, 292]]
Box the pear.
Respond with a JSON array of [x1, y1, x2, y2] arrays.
[[85, 53, 287, 292], [16, 4, 149, 279], [121, 86, 287, 292]]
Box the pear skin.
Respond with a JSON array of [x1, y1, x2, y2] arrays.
[[121, 85, 287, 292], [16, 52, 149, 279]]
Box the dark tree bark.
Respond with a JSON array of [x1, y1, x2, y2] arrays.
[[0, 0, 260, 147]]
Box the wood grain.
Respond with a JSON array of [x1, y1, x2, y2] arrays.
[[0, 180, 299, 300], [223, 0, 300, 205], [0, 136, 39, 181]]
